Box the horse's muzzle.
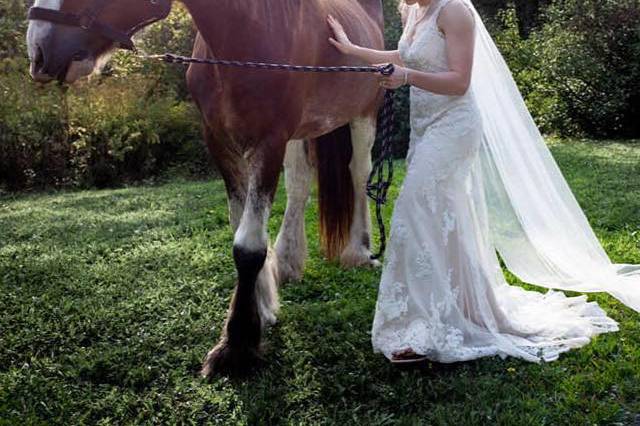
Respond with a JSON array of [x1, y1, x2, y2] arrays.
[[29, 31, 96, 84]]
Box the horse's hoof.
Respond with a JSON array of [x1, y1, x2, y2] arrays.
[[340, 245, 380, 269], [274, 243, 306, 284], [201, 341, 263, 379], [276, 263, 304, 284]]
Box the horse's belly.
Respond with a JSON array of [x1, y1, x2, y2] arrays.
[[293, 78, 381, 139]]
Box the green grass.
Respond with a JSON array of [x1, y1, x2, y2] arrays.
[[1, 138, 640, 425]]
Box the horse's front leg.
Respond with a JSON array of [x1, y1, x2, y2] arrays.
[[203, 125, 248, 232], [341, 116, 381, 268], [202, 138, 286, 377], [275, 139, 314, 283]]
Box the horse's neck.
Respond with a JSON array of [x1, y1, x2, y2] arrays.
[[180, 0, 239, 41]]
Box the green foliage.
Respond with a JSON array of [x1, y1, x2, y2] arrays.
[[492, 8, 569, 134], [64, 76, 205, 188], [540, 0, 640, 138], [0, 70, 70, 189], [0, 0, 29, 61], [0, 69, 206, 191], [493, 0, 640, 137], [1, 139, 640, 424]]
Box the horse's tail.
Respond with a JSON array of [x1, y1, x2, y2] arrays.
[[313, 124, 354, 260]]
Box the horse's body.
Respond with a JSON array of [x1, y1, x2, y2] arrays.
[[187, 0, 383, 139], [27, 0, 385, 376]]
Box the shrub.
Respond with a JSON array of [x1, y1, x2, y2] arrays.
[[64, 76, 205, 188], [492, 8, 568, 135], [0, 68, 206, 191], [538, 0, 640, 138], [0, 68, 70, 190], [493, 0, 640, 138]]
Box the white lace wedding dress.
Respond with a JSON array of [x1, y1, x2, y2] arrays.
[[371, 0, 622, 363]]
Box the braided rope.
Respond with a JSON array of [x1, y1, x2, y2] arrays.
[[143, 52, 396, 260], [367, 90, 395, 260], [142, 53, 396, 76]]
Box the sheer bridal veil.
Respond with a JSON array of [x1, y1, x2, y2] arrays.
[[459, 0, 640, 312]]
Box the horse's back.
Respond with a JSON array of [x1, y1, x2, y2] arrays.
[[355, 0, 384, 26], [321, 0, 384, 47]]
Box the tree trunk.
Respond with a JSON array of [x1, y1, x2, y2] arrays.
[[514, 0, 544, 37]]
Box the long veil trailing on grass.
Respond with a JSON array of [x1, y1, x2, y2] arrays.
[[465, 0, 640, 312]]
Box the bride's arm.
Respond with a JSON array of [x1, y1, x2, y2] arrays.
[[378, 1, 476, 96], [327, 15, 404, 66]]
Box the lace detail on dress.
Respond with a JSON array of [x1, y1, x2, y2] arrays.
[[442, 210, 456, 245], [420, 176, 438, 213], [414, 243, 434, 280], [391, 221, 409, 244], [377, 281, 409, 321]]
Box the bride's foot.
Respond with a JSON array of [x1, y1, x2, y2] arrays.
[[390, 348, 428, 364]]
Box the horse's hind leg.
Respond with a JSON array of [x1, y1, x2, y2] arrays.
[[202, 138, 285, 377], [275, 139, 314, 283], [341, 116, 381, 268]]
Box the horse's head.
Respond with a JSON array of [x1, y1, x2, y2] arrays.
[[26, 0, 172, 83]]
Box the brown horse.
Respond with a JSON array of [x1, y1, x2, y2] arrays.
[[27, 0, 385, 376]]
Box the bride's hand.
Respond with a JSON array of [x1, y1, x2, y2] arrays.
[[377, 64, 410, 90], [327, 14, 355, 55]]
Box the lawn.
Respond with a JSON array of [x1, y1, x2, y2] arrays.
[[1, 138, 640, 425]]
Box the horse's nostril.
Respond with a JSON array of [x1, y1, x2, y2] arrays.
[[34, 45, 45, 71], [72, 50, 89, 61]]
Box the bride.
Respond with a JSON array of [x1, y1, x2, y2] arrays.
[[328, 0, 640, 364]]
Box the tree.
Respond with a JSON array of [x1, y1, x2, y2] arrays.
[[473, 0, 549, 37]]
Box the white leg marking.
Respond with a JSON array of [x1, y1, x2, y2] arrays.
[[275, 140, 314, 282], [233, 193, 270, 253], [228, 193, 246, 233], [341, 117, 381, 268], [234, 180, 280, 327], [255, 246, 280, 327]]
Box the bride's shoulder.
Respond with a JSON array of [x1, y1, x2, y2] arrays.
[[440, 0, 475, 19], [438, 0, 476, 32]]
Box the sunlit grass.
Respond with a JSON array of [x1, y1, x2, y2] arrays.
[[1, 139, 639, 424]]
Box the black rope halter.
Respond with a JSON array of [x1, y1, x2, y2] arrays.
[[27, 0, 172, 51]]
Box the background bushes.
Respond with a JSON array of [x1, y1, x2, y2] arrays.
[[1, 0, 639, 191], [494, 0, 640, 138]]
